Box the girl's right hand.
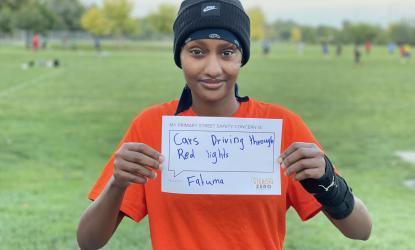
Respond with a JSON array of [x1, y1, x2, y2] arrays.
[[112, 142, 163, 188]]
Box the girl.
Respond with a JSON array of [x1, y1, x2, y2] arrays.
[[77, 0, 372, 249]]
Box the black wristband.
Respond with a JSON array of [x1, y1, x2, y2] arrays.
[[300, 155, 336, 194], [300, 155, 355, 220]]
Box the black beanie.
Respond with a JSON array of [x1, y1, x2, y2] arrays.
[[173, 0, 251, 68]]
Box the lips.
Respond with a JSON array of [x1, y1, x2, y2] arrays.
[[200, 79, 225, 89]]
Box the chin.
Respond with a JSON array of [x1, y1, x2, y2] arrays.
[[202, 94, 227, 103], [195, 90, 227, 103]]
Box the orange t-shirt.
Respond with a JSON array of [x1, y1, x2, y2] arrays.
[[89, 98, 322, 250]]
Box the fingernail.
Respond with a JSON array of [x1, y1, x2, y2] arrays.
[[153, 172, 157, 179], [159, 155, 165, 163], [277, 157, 283, 164]]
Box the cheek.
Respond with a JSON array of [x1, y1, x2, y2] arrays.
[[181, 52, 203, 75], [181, 63, 197, 81], [182, 68, 193, 83], [224, 61, 241, 78], [181, 56, 195, 80], [225, 53, 242, 75]]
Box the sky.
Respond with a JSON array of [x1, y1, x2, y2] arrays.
[[81, 0, 415, 28]]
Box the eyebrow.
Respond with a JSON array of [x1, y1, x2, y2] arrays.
[[186, 40, 237, 49]]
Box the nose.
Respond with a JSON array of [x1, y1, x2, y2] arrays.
[[204, 54, 223, 78]]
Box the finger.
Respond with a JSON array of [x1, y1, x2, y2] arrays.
[[117, 158, 157, 179], [114, 170, 148, 185], [121, 150, 160, 170], [294, 167, 324, 181], [285, 157, 324, 177], [283, 147, 323, 168], [278, 142, 314, 163], [125, 142, 163, 162]]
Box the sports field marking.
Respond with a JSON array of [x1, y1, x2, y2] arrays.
[[0, 70, 63, 98], [395, 151, 415, 165]]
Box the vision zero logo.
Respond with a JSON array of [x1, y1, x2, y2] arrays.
[[203, 5, 218, 12], [252, 177, 274, 190]]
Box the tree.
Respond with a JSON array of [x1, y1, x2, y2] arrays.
[[103, 0, 137, 37], [269, 19, 297, 41], [45, 0, 84, 31], [81, 6, 112, 50], [316, 25, 338, 43], [0, 0, 30, 34], [300, 25, 318, 44], [342, 22, 382, 44], [15, 1, 58, 47], [136, 17, 152, 38], [146, 3, 177, 35], [0, 0, 29, 11], [290, 27, 302, 43], [0, 7, 14, 34], [247, 7, 265, 40], [388, 19, 415, 44], [81, 7, 111, 37]]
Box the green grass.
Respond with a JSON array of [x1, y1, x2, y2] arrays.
[[0, 42, 414, 249]]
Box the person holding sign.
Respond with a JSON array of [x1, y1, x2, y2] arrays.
[[77, 0, 372, 249]]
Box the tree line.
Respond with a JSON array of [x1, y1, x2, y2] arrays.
[[1, 0, 414, 45]]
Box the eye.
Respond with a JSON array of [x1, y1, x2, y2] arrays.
[[222, 49, 235, 57], [190, 48, 204, 56]]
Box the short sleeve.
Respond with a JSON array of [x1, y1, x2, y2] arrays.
[[283, 112, 323, 221], [287, 178, 322, 221], [88, 116, 148, 223]]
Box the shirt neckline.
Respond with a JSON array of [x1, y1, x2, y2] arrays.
[[185, 99, 251, 117]]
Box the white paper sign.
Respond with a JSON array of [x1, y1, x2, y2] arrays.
[[161, 116, 282, 195]]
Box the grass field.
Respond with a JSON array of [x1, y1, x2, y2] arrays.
[[0, 41, 414, 249]]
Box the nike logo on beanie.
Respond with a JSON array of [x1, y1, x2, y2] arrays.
[[201, 2, 221, 16], [203, 6, 218, 12]]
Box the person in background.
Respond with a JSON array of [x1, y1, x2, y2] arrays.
[[32, 33, 40, 52], [404, 44, 412, 59], [298, 41, 305, 56], [387, 42, 396, 55], [321, 41, 329, 57], [364, 41, 372, 54], [262, 39, 271, 56], [354, 42, 362, 65], [41, 34, 49, 49], [336, 43, 343, 56], [399, 43, 412, 63]]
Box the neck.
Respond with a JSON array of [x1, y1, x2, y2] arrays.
[[191, 96, 240, 117]]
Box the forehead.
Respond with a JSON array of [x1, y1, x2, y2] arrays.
[[184, 39, 236, 48]]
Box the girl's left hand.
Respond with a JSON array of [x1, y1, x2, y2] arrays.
[[278, 142, 326, 181]]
